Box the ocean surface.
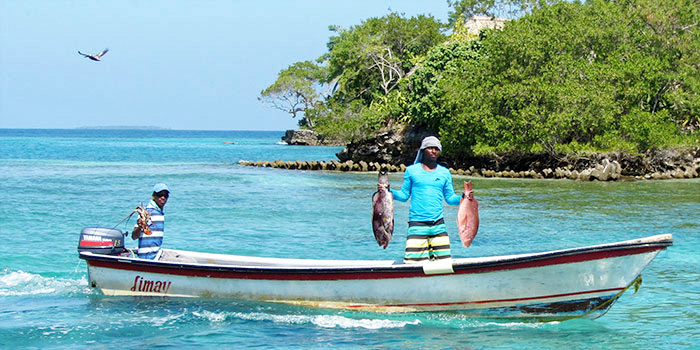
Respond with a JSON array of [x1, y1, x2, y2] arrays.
[[0, 128, 698, 349]]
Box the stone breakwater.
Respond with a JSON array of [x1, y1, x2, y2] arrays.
[[238, 156, 700, 181], [239, 159, 407, 173]]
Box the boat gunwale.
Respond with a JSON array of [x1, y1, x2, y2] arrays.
[[79, 234, 672, 279]]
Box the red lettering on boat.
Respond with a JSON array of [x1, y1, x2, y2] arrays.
[[129, 275, 172, 295]]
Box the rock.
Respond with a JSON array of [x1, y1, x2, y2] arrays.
[[281, 129, 323, 146], [590, 160, 608, 181], [542, 168, 553, 178], [578, 169, 592, 181], [589, 168, 604, 181], [336, 124, 432, 166], [609, 160, 622, 179], [554, 168, 565, 178], [359, 161, 368, 172]]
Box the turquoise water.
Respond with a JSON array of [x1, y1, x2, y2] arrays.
[[0, 129, 698, 349]]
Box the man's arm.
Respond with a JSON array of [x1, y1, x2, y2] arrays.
[[443, 171, 462, 206], [131, 218, 145, 240], [390, 170, 412, 202]]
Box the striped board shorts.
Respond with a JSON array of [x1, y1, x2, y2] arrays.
[[404, 218, 451, 263]]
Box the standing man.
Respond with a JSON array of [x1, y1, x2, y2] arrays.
[[383, 136, 471, 263], [132, 183, 169, 260]]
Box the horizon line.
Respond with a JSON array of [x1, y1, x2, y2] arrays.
[[0, 127, 293, 132]]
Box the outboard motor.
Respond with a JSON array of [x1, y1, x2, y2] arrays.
[[78, 227, 126, 255]]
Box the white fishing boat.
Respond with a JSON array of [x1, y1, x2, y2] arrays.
[[78, 228, 671, 320]]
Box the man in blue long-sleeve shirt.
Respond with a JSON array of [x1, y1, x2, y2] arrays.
[[384, 136, 471, 263]]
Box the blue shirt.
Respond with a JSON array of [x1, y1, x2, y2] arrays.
[[390, 164, 461, 222], [135, 199, 164, 259]]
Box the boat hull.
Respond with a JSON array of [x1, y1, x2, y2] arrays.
[[80, 234, 672, 320]]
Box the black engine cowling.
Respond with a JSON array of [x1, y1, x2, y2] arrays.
[[78, 227, 126, 255]]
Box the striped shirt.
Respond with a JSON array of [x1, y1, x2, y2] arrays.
[[135, 199, 165, 259]]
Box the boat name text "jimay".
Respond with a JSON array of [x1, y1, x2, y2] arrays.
[[130, 275, 172, 294]]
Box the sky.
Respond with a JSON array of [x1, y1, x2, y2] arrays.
[[0, 1, 449, 131]]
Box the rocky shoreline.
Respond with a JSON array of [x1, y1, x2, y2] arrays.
[[238, 149, 700, 180], [280, 129, 344, 146], [268, 128, 700, 181]]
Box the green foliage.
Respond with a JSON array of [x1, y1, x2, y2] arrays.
[[261, 0, 698, 156], [312, 90, 411, 142], [436, 0, 699, 156], [260, 12, 446, 135], [447, 0, 564, 24], [406, 39, 484, 131], [324, 12, 447, 104], [311, 101, 373, 142], [259, 61, 326, 127]]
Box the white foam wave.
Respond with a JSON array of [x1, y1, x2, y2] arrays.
[[418, 313, 561, 329], [150, 310, 188, 327], [193, 310, 228, 322], [477, 320, 559, 328], [0, 270, 90, 296], [195, 310, 420, 329], [244, 312, 420, 329]]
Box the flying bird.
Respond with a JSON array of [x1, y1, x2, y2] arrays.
[[78, 48, 109, 61]]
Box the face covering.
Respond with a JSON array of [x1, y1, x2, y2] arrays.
[[414, 136, 442, 164]]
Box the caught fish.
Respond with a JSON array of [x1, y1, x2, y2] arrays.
[[372, 170, 394, 249], [133, 204, 152, 235], [457, 181, 479, 247]]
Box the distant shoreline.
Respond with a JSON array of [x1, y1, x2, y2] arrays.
[[74, 126, 171, 130], [0, 127, 287, 132]]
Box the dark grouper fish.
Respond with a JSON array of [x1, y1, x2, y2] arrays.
[[372, 170, 394, 249]]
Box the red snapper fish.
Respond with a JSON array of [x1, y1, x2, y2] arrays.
[[457, 181, 479, 247], [372, 170, 394, 249]]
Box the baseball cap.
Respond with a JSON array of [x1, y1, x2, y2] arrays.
[[152, 183, 170, 194]]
